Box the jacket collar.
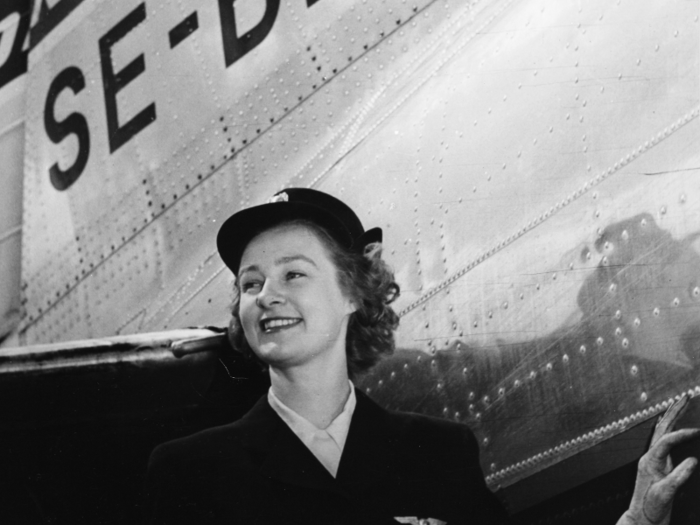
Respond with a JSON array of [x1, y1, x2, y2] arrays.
[[234, 388, 398, 497]]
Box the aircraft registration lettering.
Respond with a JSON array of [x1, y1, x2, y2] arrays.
[[35, 0, 326, 191], [43, 66, 90, 190], [98, 3, 156, 154]]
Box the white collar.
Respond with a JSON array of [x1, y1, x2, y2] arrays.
[[268, 381, 357, 454]]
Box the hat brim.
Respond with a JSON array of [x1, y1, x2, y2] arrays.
[[217, 200, 363, 274]]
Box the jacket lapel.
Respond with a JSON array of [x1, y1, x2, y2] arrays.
[[236, 395, 351, 498], [336, 389, 399, 498]]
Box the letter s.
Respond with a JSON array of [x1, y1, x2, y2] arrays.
[[44, 66, 90, 191]]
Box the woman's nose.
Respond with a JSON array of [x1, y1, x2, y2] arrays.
[[256, 280, 285, 308]]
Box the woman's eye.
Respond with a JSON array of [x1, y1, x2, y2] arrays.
[[286, 271, 304, 280], [241, 281, 262, 292]]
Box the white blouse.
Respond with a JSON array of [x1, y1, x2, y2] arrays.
[[267, 382, 357, 478]]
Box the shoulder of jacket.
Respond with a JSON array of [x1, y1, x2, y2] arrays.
[[385, 409, 477, 449], [150, 419, 250, 472]]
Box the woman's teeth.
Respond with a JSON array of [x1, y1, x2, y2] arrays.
[[262, 318, 300, 331]]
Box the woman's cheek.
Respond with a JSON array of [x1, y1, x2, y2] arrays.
[[238, 301, 257, 341]]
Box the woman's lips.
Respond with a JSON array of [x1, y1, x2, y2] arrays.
[[260, 318, 302, 332]]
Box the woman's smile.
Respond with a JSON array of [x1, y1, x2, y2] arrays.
[[259, 317, 303, 333]]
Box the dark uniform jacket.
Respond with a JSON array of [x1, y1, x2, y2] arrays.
[[146, 388, 509, 524]]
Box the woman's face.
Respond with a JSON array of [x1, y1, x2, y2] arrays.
[[237, 224, 355, 370]]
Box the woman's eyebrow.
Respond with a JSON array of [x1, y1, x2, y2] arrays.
[[275, 255, 317, 267], [237, 264, 258, 277], [238, 255, 317, 276]]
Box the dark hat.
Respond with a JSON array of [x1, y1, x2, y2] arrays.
[[217, 188, 382, 274]]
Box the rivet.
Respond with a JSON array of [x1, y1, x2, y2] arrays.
[[614, 310, 622, 320], [498, 387, 505, 396], [529, 371, 536, 379], [546, 363, 553, 371], [483, 395, 490, 405], [596, 337, 604, 346], [622, 338, 630, 348], [640, 392, 648, 402], [634, 317, 641, 327], [672, 297, 680, 307], [680, 194, 687, 204], [514, 379, 521, 388], [653, 307, 660, 317], [562, 354, 569, 364], [631, 365, 638, 376], [469, 391, 475, 401], [693, 287, 700, 298], [579, 345, 586, 354], [660, 206, 667, 215], [483, 436, 489, 445], [609, 283, 617, 293], [615, 327, 622, 336]]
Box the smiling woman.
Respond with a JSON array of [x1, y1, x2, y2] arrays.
[[146, 188, 698, 525]]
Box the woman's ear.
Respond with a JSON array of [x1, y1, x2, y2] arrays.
[[345, 298, 358, 315]]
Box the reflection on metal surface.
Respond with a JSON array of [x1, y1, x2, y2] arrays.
[[361, 214, 700, 487], [0, 328, 225, 375]]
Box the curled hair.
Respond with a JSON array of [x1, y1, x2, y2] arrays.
[[227, 220, 400, 379]]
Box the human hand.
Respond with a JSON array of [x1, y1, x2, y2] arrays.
[[617, 394, 700, 525]]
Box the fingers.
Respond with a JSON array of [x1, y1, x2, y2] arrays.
[[654, 457, 698, 496], [648, 428, 700, 462], [652, 395, 690, 444]]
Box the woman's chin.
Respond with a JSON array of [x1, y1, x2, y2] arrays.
[[253, 343, 295, 365]]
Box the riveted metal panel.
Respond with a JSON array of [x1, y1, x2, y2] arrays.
[[339, 0, 700, 489], [15, 0, 700, 498]]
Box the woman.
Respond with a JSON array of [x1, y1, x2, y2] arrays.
[[147, 188, 698, 525]]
